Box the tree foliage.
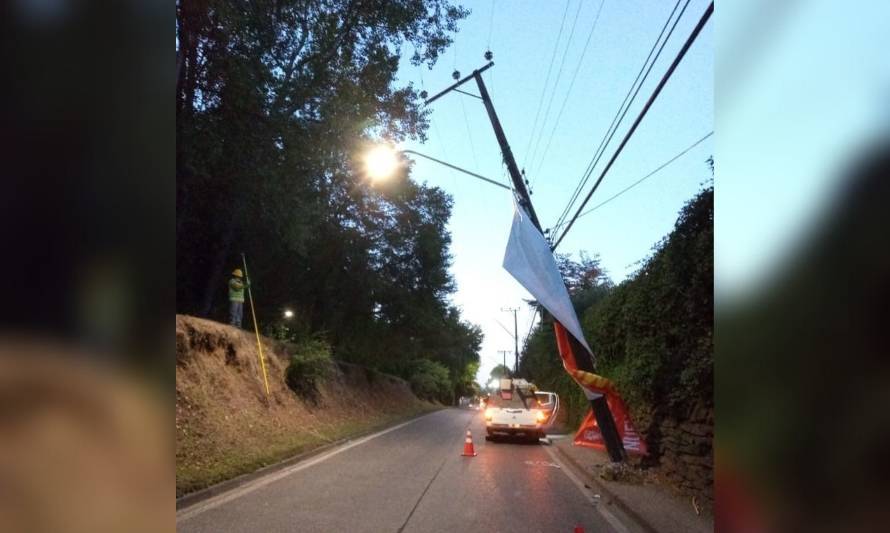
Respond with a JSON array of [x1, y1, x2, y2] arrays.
[[176, 0, 480, 400], [586, 186, 713, 420], [284, 339, 334, 404], [488, 364, 511, 383], [407, 359, 451, 402]]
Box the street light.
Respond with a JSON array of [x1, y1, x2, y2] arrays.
[[364, 145, 400, 182], [283, 309, 294, 319], [362, 145, 511, 191]]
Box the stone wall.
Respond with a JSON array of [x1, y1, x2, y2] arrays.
[[646, 402, 714, 506]]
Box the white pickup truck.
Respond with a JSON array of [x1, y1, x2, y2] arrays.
[[484, 378, 559, 440]]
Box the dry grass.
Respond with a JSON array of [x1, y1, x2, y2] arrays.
[[175, 315, 438, 497]]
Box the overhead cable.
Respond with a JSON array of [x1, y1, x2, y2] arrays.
[[552, 1, 714, 250], [552, 0, 688, 232]]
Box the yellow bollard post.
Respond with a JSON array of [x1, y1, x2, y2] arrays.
[[241, 253, 270, 397]]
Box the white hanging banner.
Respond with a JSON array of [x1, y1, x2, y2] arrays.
[[502, 203, 592, 355]]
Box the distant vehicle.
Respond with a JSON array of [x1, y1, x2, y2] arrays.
[[484, 378, 558, 440], [459, 396, 483, 410]]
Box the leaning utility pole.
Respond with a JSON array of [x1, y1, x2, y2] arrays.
[[427, 63, 541, 229], [425, 62, 627, 462], [501, 306, 520, 373]]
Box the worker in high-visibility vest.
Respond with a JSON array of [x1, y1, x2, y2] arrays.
[[228, 268, 250, 327]]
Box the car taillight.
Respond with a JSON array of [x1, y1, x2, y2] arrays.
[[484, 408, 494, 421]]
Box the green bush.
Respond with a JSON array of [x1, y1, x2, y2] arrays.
[[407, 359, 451, 402], [584, 187, 713, 419], [265, 315, 312, 344], [285, 339, 334, 403]]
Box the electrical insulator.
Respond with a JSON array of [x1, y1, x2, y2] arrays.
[[484, 50, 493, 61], [452, 70, 460, 80]]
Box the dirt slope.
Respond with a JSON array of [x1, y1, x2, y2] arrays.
[[175, 314, 434, 496]]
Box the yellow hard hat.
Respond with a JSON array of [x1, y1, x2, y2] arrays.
[[232, 269, 243, 278]]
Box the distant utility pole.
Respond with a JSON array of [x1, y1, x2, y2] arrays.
[[501, 307, 519, 373], [497, 350, 512, 376]]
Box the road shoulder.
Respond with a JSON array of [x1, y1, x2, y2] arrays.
[[176, 408, 441, 512], [549, 436, 713, 533]]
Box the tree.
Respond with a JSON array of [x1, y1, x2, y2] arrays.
[[176, 1, 482, 394], [556, 252, 613, 313], [176, 0, 469, 316], [489, 364, 511, 383], [408, 359, 452, 403]]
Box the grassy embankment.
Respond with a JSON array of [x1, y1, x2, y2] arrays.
[[176, 315, 439, 497]]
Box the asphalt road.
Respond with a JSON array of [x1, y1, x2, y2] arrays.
[[177, 408, 628, 533]]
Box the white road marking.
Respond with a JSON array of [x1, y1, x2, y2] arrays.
[[543, 445, 631, 533], [177, 411, 438, 523], [523, 460, 561, 468]]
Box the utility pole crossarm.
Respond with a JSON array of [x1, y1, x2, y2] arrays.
[[421, 61, 540, 230], [424, 62, 494, 105]]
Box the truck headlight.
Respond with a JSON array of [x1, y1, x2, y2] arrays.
[[535, 410, 547, 423], [484, 408, 494, 421]]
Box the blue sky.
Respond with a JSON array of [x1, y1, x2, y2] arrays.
[[394, 0, 714, 385]]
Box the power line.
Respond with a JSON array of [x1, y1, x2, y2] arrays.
[[530, 0, 607, 187], [552, 0, 687, 233], [516, 307, 540, 372], [523, 307, 539, 347], [552, 0, 688, 233], [552, 1, 714, 250], [487, 0, 496, 50], [451, 32, 457, 69], [493, 318, 515, 340], [486, 2, 497, 99], [527, 0, 585, 173], [522, 0, 571, 170], [416, 60, 462, 187], [459, 96, 480, 169], [551, 131, 712, 232]]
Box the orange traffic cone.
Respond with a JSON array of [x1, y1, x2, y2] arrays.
[[461, 429, 477, 457]]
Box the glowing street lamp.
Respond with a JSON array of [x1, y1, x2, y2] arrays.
[[283, 309, 294, 319], [364, 145, 401, 182]]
